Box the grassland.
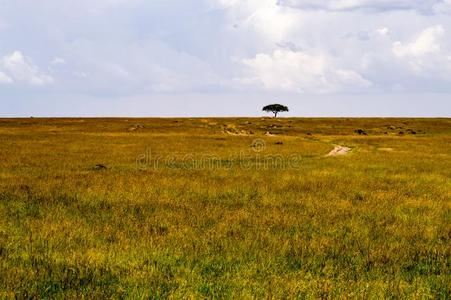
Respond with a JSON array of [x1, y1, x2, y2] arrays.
[[0, 117, 450, 299]]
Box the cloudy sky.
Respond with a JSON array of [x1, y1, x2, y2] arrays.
[[1, 0, 451, 117]]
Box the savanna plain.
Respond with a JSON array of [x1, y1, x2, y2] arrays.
[[0, 118, 450, 299]]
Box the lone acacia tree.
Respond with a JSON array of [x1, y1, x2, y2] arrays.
[[262, 104, 289, 118]]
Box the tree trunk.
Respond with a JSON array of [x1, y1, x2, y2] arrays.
[[274, 111, 278, 118]]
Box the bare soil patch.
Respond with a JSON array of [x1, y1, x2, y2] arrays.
[[327, 145, 352, 156]]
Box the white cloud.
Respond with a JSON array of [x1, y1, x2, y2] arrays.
[[51, 57, 66, 65], [393, 26, 444, 57], [376, 27, 389, 36], [0, 71, 13, 84], [1, 51, 53, 86], [433, 0, 451, 14], [213, 0, 299, 43], [278, 0, 440, 13], [1, 0, 451, 97], [241, 49, 372, 93], [392, 26, 451, 76]]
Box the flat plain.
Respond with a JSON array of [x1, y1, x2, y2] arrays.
[[0, 118, 450, 298]]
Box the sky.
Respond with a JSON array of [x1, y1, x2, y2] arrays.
[[0, 0, 451, 117]]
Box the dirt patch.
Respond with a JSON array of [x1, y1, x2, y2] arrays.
[[327, 145, 351, 157], [265, 131, 277, 137]]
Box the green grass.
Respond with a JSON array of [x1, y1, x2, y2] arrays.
[[0, 118, 450, 298]]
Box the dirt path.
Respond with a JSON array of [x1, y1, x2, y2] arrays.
[[327, 145, 352, 157]]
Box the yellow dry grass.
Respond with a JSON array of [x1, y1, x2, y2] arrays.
[[0, 117, 450, 298]]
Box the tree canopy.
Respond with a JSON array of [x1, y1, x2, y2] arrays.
[[262, 104, 289, 118]]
